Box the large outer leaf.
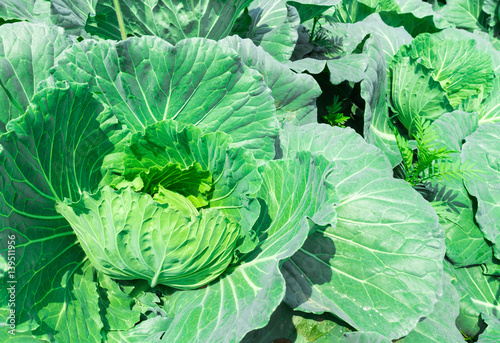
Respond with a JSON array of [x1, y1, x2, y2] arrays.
[[445, 261, 500, 337], [85, 0, 252, 44], [52, 36, 278, 162], [279, 124, 445, 340], [426, 111, 492, 267], [408, 33, 494, 108], [155, 152, 338, 343], [478, 314, 500, 343], [439, 0, 485, 31], [50, 0, 97, 36], [331, 0, 381, 23], [388, 52, 450, 134], [219, 35, 321, 125], [246, 0, 288, 37], [462, 123, 500, 259], [240, 0, 300, 62], [0, 22, 72, 132], [0, 0, 97, 35], [286, 55, 368, 84], [0, 0, 46, 21], [256, 4, 300, 62], [379, 0, 451, 37], [287, 0, 340, 23], [0, 83, 127, 341], [331, 0, 449, 35], [400, 271, 463, 343]]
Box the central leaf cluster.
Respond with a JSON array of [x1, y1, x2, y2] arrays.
[[57, 120, 260, 289]]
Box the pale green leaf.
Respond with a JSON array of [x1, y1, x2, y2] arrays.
[[103, 119, 262, 235], [462, 123, 500, 259], [255, 4, 300, 62], [57, 187, 244, 290], [106, 316, 172, 342], [157, 152, 338, 343], [409, 33, 494, 108], [400, 272, 464, 343], [280, 124, 445, 339], [389, 52, 450, 134], [0, 22, 72, 132], [219, 35, 321, 125], [85, 0, 252, 44], [243, 0, 301, 61], [478, 314, 500, 343], [445, 261, 500, 337], [50, 0, 98, 36], [440, 0, 485, 31], [52, 36, 279, 161], [479, 77, 500, 125], [0, 0, 48, 21], [0, 83, 128, 341], [97, 272, 142, 331], [379, 0, 451, 37], [340, 332, 391, 343], [426, 111, 492, 267]]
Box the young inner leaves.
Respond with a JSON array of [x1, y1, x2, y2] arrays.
[[57, 186, 243, 289], [389, 32, 495, 133], [58, 120, 262, 290]]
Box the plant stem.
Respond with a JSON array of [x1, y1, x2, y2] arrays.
[[113, 0, 127, 40], [309, 16, 319, 43]]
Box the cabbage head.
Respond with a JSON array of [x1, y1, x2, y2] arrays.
[[388, 31, 494, 134], [57, 120, 259, 289]]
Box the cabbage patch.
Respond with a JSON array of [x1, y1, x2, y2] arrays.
[[0, 1, 498, 342]]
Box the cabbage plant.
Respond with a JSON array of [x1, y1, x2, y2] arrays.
[[57, 119, 262, 290], [0, 2, 459, 343]]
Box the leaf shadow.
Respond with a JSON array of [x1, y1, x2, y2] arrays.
[[281, 226, 335, 307]]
